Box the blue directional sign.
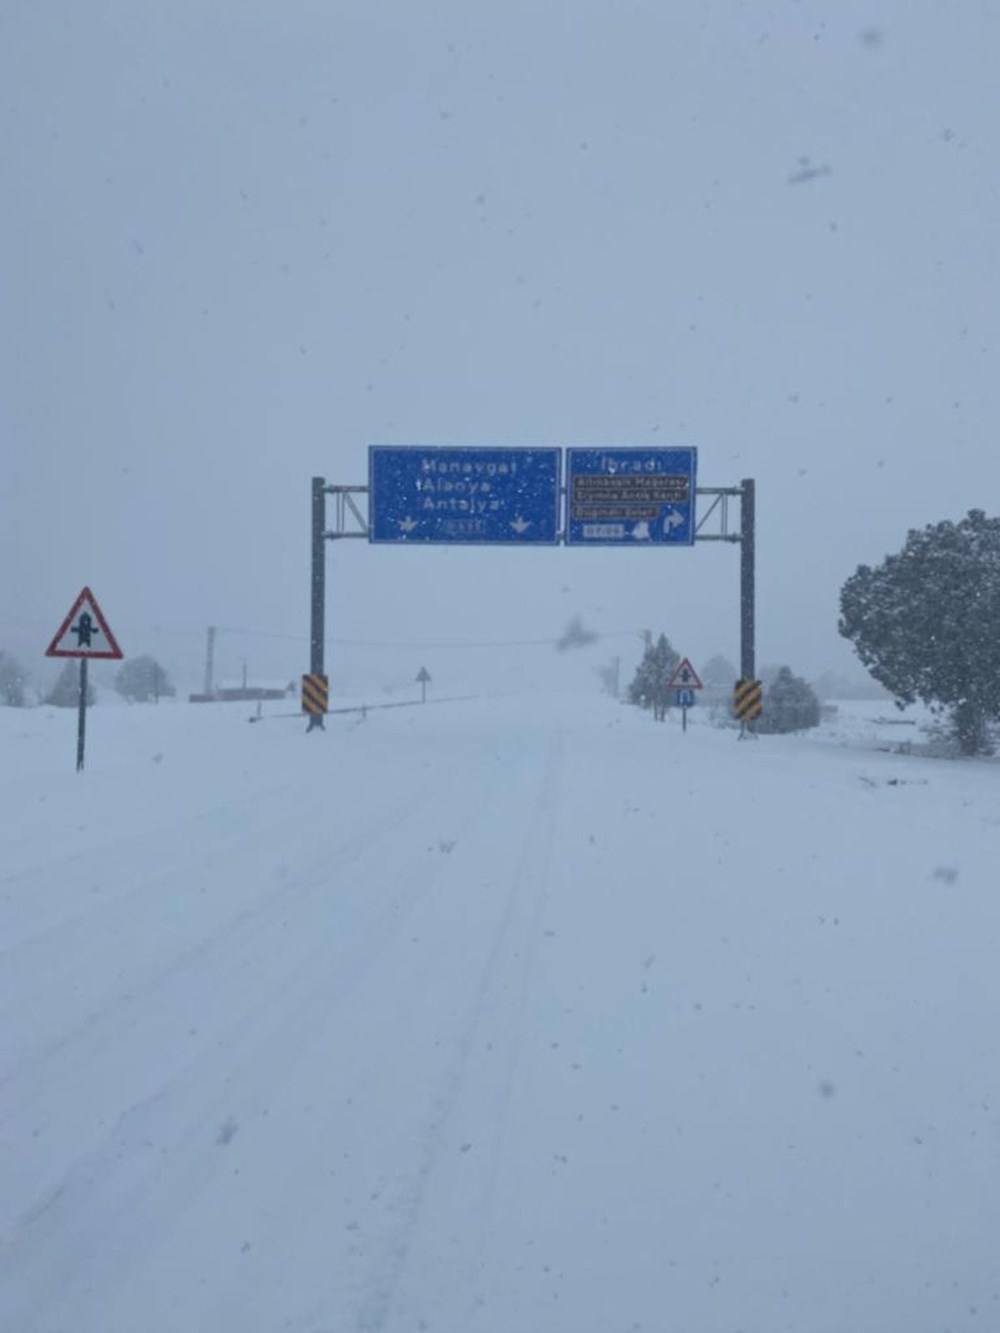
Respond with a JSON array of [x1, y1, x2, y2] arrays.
[[369, 447, 562, 545], [676, 688, 696, 708], [564, 448, 697, 546]]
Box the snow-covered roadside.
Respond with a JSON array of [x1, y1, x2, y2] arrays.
[[1, 694, 998, 1332]]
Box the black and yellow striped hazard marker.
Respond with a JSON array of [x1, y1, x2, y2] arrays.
[[734, 678, 763, 723], [301, 672, 329, 718]]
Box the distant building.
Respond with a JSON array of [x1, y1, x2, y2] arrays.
[[189, 679, 297, 704]]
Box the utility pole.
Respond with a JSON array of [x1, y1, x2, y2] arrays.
[[203, 625, 216, 698]]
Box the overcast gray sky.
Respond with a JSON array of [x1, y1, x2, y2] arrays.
[[4, 1, 998, 695]]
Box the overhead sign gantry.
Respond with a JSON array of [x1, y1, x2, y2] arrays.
[[305, 447, 756, 731]]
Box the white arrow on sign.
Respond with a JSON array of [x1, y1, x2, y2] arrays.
[[510, 516, 532, 535], [664, 509, 684, 532], [398, 516, 419, 533]]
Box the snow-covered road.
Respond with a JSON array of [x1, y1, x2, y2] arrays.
[[2, 695, 998, 1332]]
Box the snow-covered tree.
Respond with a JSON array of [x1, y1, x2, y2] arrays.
[[702, 654, 737, 689], [627, 651, 651, 707], [45, 660, 95, 708], [627, 633, 680, 720], [115, 655, 175, 703], [0, 651, 28, 707], [756, 666, 820, 734], [595, 660, 619, 697], [839, 509, 1000, 754], [758, 663, 786, 690], [555, 616, 599, 651]]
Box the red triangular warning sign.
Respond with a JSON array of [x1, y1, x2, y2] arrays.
[[46, 587, 123, 659], [667, 656, 703, 690]]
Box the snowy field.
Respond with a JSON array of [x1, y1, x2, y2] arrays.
[[1, 692, 998, 1333]]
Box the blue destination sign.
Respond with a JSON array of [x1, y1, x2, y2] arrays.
[[369, 447, 561, 545], [564, 448, 697, 546]]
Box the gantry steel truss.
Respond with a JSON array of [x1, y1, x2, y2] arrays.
[[309, 476, 756, 729]]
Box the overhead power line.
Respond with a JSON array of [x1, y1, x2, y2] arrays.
[[216, 626, 640, 650]]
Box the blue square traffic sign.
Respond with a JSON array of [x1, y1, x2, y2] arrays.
[[369, 447, 562, 545], [564, 448, 697, 546]]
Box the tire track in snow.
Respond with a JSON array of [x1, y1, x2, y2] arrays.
[[1, 740, 507, 1138], [0, 741, 538, 1332], [0, 746, 486, 1101], [353, 733, 564, 1333], [0, 778, 320, 963], [0, 717, 465, 965]]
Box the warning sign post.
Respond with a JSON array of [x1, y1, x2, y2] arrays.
[[667, 657, 703, 732], [45, 587, 123, 771]]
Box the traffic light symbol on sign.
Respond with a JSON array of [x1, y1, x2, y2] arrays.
[[46, 587, 123, 660], [667, 657, 704, 691], [72, 612, 98, 648]]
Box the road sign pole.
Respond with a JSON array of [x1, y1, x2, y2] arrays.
[[738, 479, 757, 739], [308, 476, 326, 732], [76, 658, 88, 772], [740, 478, 755, 684], [682, 704, 688, 733]]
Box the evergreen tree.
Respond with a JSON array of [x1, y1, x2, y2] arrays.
[[756, 666, 820, 734], [627, 646, 653, 707], [115, 655, 176, 703], [45, 661, 95, 708], [839, 509, 1000, 754], [0, 651, 28, 707], [627, 634, 680, 720], [702, 654, 737, 688], [596, 660, 619, 697]]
